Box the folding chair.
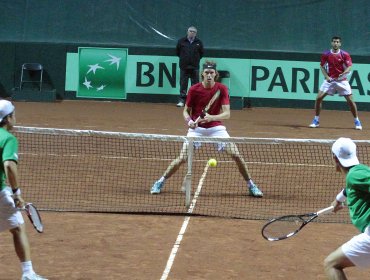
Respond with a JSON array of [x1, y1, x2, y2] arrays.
[[20, 63, 43, 91]]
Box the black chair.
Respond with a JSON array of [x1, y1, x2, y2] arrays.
[[20, 63, 43, 91], [218, 70, 231, 94]]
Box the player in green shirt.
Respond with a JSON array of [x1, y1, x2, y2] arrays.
[[324, 137, 370, 279], [0, 100, 47, 280]]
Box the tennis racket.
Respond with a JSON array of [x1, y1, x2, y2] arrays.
[[20, 203, 44, 233], [261, 205, 334, 241], [194, 89, 221, 126], [330, 71, 352, 82]]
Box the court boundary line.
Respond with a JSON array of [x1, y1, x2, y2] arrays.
[[160, 163, 209, 280]]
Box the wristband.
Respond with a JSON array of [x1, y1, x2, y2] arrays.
[[188, 119, 195, 126], [336, 189, 346, 202], [12, 188, 21, 195], [185, 116, 191, 123]]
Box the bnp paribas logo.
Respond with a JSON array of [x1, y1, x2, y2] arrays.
[[78, 48, 128, 99]]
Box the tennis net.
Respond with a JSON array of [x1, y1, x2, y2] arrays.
[[14, 126, 369, 223]]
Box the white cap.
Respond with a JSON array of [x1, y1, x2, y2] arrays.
[[0, 100, 15, 122], [331, 137, 359, 167]]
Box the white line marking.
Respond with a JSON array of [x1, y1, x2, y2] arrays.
[[18, 153, 333, 168], [160, 163, 209, 280]]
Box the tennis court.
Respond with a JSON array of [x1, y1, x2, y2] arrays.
[[1, 101, 369, 279]]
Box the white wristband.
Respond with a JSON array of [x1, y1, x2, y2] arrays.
[[336, 190, 346, 202], [12, 188, 21, 195], [188, 119, 195, 127]]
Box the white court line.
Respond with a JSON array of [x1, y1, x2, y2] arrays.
[[160, 163, 210, 280], [18, 152, 333, 168]]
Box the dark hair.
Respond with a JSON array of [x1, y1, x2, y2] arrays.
[[0, 112, 13, 127], [203, 60, 217, 71], [331, 36, 341, 42]]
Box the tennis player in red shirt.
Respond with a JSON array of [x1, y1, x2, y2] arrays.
[[309, 36, 362, 130], [151, 61, 263, 197]]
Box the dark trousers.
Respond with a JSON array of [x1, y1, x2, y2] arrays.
[[179, 69, 199, 102]]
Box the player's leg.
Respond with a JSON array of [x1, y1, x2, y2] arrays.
[[150, 143, 188, 194], [314, 90, 328, 116], [1, 187, 29, 262], [10, 224, 31, 262], [225, 143, 251, 179], [11, 225, 45, 279], [344, 95, 358, 118], [1, 188, 47, 279], [163, 143, 188, 179], [325, 230, 370, 279], [339, 81, 362, 129], [210, 126, 263, 197], [309, 90, 328, 128], [310, 79, 334, 128], [324, 246, 353, 280], [224, 143, 263, 197], [344, 95, 362, 130]]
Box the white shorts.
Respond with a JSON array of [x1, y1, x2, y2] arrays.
[[0, 187, 24, 232], [187, 125, 230, 138], [341, 226, 370, 268], [187, 125, 230, 151], [320, 80, 352, 96]]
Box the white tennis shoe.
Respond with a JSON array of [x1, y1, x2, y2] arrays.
[[248, 184, 263, 197], [309, 119, 319, 128], [151, 180, 164, 194], [176, 101, 184, 107], [22, 273, 48, 280], [355, 119, 362, 130]]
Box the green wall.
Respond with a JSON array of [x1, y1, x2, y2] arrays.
[[2, 1, 369, 55]]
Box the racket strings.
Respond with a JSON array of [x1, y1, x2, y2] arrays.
[[263, 216, 305, 240]]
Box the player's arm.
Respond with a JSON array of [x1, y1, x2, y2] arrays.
[[184, 104, 197, 129], [204, 104, 230, 122], [320, 53, 331, 81], [320, 65, 331, 81], [338, 65, 352, 79], [4, 160, 24, 208], [203, 86, 230, 122], [331, 188, 346, 213]]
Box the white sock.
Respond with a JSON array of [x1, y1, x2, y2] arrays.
[[21, 261, 34, 275], [314, 116, 319, 121], [247, 179, 254, 188], [355, 117, 359, 121], [158, 176, 165, 183]]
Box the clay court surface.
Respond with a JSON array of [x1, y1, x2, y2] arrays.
[[1, 101, 370, 280]]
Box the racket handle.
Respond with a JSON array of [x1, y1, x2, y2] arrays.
[[317, 205, 334, 216], [194, 116, 201, 125]]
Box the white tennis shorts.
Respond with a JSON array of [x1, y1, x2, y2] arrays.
[[0, 186, 24, 232], [341, 226, 370, 268], [187, 125, 230, 137], [320, 80, 352, 96], [187, 125, 230, 151]]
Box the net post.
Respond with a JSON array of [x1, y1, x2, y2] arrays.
[[184, 138, 194, 209]]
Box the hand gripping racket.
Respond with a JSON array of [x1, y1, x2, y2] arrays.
[[261, 205, 334, 241], [20, 203, 44, 233], [194, 89, 221, 126]]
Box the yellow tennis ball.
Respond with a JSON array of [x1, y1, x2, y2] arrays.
[[208, 158, 217, 167]]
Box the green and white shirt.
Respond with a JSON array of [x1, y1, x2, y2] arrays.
[[346, 164, 370, 233], [0, 128, 18, 191]]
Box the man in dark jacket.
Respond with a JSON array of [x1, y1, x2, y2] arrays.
[[176, 26, 204, 107]]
